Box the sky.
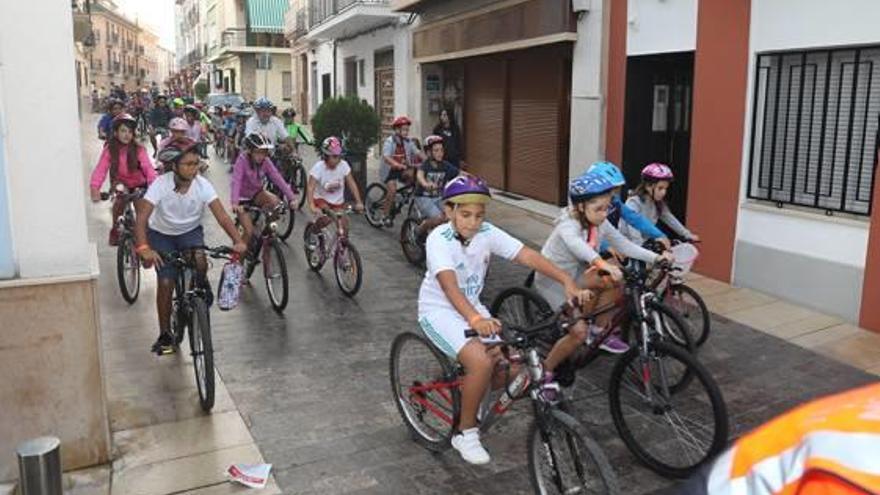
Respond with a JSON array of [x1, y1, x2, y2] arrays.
[[113, 0, 176, 51]]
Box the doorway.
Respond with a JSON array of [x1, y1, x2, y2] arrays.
[[622, 51, 694, 221], [374, 48, 395, 139], [321, 73, 331, 103], [344, 57, 357, 97]]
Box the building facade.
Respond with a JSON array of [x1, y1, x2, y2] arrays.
[[604, 0, 880, 331]]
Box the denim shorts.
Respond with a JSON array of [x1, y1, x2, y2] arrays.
[[147, 226, 205, 280], [415, 196, 444, 219]]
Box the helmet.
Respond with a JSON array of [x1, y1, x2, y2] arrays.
[[194, 101, 204, 109], [586, 161, 626, 188], [424, 135, 444, 149], [106, 98, 123, 109], [320, 136, 343, 157], [169, 117, 188, 131], [253, 97, 273, 110], [392, 115, 412, 128], [239, 107, 254, 118], [111, 113, 137, 131], [244, 133, 274, 151], [641, 162, 674, 182], [443, 175, 491, 204], [281, 108, 296, 118], [569, 172, 615, 204], [172, 97, 185, 108], [154, 93, 167, 102], [183, 104, 199, 115], [157, 139, 199, 164]]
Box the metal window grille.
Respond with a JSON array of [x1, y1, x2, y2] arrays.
[[747, 46, 880, 215]]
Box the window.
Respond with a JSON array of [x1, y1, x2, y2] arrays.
[[748, 46, 880, 215], [358, 59, 365, 87], [282, 71, 292, 101]]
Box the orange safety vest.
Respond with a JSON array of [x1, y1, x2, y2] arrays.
[[706, 382, 880, 495]]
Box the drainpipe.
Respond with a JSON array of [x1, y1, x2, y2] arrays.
[[332, 39, 337, 98]]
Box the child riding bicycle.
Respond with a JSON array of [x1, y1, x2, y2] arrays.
[[134, 141, 247, 355], [534, 172, 672, 360], [418, 174, 592, 465], [620, 163, 700, 246], [306, 136, 364, 232], [414, 134, 459, 237], [380, 116, 423, 227]]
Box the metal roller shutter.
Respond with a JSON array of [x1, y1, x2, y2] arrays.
[[464, 57, 505, 187]]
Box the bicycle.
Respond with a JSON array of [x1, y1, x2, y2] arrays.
[[101, 184, 145, 304], [303, 206, 363, 297], [390, 311, 620, 494], [492, 262, 728, 479], [398, 196, 427, 267], [267, 147, 307, 242], [161, 245, 235, 412], [364, 181, 415, 229], [234, 202, 290, 312], [642, 240, 711, 347]]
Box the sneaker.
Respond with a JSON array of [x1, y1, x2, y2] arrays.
[[151, 332, 177, 356], [600, 333, 630, 354], [108, 228, 120, 247], [451, 428, 490, 465]]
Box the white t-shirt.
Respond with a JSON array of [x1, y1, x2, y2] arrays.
[[244, 115, 288, 145], [310, 160, 351, 206], [419, 222, 524, 314], [144, 173, 218, 235]]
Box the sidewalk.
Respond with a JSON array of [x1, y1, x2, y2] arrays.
[[487, 196, 880, 378]]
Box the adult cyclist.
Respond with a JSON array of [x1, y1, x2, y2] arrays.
[[148, 94, 174, 158]]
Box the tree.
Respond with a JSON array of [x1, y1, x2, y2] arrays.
[[311, 96, 381, 155], [194, 81, 209, 101]]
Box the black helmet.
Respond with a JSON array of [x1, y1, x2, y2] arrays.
[[281, 108, 296, 118], [157, 139, 199, 164], [243, 133, 274, 151]]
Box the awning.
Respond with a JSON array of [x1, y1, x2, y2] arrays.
[[247, 0, 289, 34]]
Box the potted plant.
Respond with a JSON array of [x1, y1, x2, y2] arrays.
[[311, 96, 381, 198]]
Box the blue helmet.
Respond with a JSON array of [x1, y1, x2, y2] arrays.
[[569, 173, 616, 204], [585, 161, 626, 187], [253, 97, 273, 110]]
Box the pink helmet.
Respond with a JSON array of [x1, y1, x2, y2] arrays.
[[169, 117, 188, 131], [320, 136, 343, 157], [641, 162, 674, 182], [424, 135, 444, 149]]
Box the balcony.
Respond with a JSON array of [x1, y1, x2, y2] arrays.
[[284, 8, 308, 41], [305, 0, 398, 41], [208, 28, 289, 62]]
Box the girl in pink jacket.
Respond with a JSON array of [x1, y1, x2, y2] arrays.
[[89, 113, 157, 245]]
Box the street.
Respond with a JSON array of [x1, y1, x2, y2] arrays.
[[82, 117, 876, 495]]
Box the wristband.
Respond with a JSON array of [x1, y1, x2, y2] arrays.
[[468, 314, 483, 327], [135, 244, 151, 253]]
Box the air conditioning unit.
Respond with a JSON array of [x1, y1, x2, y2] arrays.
[[572, 0, 591, 13]]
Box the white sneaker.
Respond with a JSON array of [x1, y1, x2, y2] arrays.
[[451, 427, 491, 465]]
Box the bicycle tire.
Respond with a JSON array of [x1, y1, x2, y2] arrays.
[[665, 284, 711, 347], [390, 332, 458, 453], [364, 183, 388, 228], [188, 297, 215, 412], [399, 218, 425, 266], [608, 341, 728, 479], [116, 236, 140, 304], [293, 163, 307, 210], [335, 241, 363, 297], [528, 409, 620, 494], [264, 240, 289, 311], [643, 300, 696, 392], [276, 205, 295, 241]]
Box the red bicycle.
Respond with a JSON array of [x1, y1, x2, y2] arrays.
[[390, 309, 620, 494]]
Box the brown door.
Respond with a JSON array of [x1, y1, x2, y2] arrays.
[[464, 57, 505, 187], [508, 45, 568, 204]]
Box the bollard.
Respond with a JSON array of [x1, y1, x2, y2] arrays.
[[16, 437, 62, 495]]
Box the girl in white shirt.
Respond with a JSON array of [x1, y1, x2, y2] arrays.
[[306, 136, 364, 234]]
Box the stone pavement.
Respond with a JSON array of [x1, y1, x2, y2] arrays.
[[8, 115, 873, 495]]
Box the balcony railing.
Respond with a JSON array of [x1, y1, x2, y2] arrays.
[[308, 0, 389, 28], [219, 28, 286, 50]]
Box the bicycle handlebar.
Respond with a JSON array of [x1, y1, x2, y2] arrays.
[[159, 245, 236, 264]]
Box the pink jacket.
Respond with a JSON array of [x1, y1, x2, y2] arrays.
[[230, 153, 295, 206], [90, 144, 157, 190]]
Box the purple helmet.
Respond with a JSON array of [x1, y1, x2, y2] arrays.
[[641, 162, 674, 182], [442, 174, 491, 204]]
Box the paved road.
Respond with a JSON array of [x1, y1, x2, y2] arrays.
[[86, 136, 875, 494]]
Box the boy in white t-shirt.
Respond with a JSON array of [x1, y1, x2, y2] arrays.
[[306, 136, 364, 233], [419, 175, 592, 466], [135, 142, 247, 355]]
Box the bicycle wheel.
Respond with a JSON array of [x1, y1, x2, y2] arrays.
[[642, 301, 696, 392], [364, 183, 388, 228], [276, 206, 295, 241], [489, 287, 554, 328], [528, 410, 620, 494], [335, 241, 363, 297], [303, 223, 325, 272], [608, 341, 728, 479], [390, 332, 458, 452], [399, 218, 425, 266], [263, 240, 288, 311], [665, 284, 711, 347], [170, 289, 187, 346], [293, 163, 307, 210], [187, 297, 215, 412], [116, 235, 140, 304]]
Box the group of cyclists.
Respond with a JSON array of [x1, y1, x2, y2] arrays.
[[88, 93, 877, 494]]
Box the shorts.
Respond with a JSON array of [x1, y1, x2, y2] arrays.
[[314, 198, 345, 211], [418, 305, 493, 359], [415, 196, 444, 219], [147, 226, 205, 280], [384, 168, 405, 183]]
